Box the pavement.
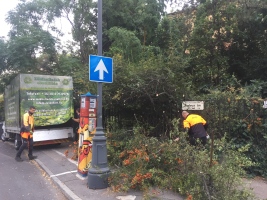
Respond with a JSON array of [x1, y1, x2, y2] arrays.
[[33, 143, 184, 200]]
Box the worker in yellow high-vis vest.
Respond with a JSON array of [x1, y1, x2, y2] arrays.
[[175, 111, 208, 146], [15, 106, 37, 162]]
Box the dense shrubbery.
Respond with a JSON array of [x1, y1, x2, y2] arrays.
[[201, 87, 267, 177], [107, 121, 255, 200], [105, 83, 267, 179]]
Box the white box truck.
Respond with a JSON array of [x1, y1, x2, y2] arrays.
[[2, 74, 74, 149]]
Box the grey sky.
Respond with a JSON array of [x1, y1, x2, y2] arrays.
[[0, 0, 18, 38]]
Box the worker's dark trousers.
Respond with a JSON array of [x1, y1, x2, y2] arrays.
[[189, 136, 207, 146], [16, 136, 33, 157]]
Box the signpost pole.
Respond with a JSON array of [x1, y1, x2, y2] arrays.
[[88, 0, 110, 189]]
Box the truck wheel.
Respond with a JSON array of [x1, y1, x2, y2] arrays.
[[15, 138, 22, 150]]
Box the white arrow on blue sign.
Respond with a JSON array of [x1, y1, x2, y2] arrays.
[[89, 55, 113, 83]]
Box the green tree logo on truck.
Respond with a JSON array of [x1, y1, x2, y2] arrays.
[[24, 77, 32, 84], [62, 79, 70, 85]]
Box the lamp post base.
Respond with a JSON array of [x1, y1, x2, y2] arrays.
[[88, 170, 110, 189]]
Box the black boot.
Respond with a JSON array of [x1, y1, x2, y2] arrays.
[[28, 155, 37, 160], [15, 156, 23, 162]]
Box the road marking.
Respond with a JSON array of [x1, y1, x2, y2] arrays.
[[50, 170, 77, 177], [53, 149, 78, 166], [76, 173, 87, 180], [52, 150, 86, 180], [36, 159, 82, 200]]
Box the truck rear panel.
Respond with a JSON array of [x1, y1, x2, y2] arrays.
[[4, 74, 74, 142]]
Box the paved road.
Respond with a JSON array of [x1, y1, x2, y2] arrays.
[[0, 140, 67, 200]]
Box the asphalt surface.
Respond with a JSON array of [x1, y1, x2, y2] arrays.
[[0, 140, 67, 200]]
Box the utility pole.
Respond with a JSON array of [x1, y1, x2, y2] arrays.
[[88, 0, 110, 189]]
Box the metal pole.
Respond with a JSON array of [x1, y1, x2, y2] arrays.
[[88, 0, 110, 189], [97, 0, 102, 57]]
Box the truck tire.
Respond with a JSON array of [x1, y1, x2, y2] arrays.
[[15, 137, 22, 150]]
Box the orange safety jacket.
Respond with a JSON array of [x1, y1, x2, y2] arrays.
[[183, 114, 207, 138], [20, 112, 34, 139]]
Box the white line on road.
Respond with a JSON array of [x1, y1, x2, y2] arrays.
[[36, 159, 82, 200], [52, 150, 86, 180], [50, 170, 77, 177], [53, 149, 78, 166]]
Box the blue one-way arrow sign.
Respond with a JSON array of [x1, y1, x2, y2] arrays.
[[89, 55, 113, 83]]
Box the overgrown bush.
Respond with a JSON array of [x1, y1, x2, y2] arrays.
[[107, 121, 255, 200], [202, 87, 267, 177]]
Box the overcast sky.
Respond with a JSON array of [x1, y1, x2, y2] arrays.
[[0, 0, 19, 38]]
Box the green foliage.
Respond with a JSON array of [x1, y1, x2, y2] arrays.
[[0, 39, 8, 74], [107, 27, 142, 62], [154, 17, 171, 52], [186, 0, 236, 90], [223, 0, 267, 83], [103, 0, 166, 49], [5, 0, 57, 74], [198, 85, 267, 177], [103, 51, 190, 134], [71, 0, 97, 64], [107, 124, 255, 199]]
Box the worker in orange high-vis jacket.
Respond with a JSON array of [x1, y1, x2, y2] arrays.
[[15, 106, 37, 162], [175, 111, 208, 146]]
